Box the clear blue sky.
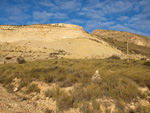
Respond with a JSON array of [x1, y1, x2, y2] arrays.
[[0, 0, 150, 37]]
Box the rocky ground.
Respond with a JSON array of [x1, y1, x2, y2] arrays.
[[0, 85, 38, 113]]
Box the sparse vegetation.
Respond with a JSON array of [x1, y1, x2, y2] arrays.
[[101, 38, 150, 58], [101, 75, 140, 102], [49, 50, 67, 58], [129, 105, 150, 113], [143, 61, 150, 67], [5, 84, 14, 93], [0, 58, 150, 112], [26, 84, 40, 93], [44, 108, 53, 113], [109, 55, 120, 59], [56, 90, 74, 111]]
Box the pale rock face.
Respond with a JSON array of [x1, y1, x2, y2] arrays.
[[0, 23, 123, 61], [0, 24, 91, 42]]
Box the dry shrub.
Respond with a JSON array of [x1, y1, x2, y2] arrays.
[[26, 84, 40, 93], [101, 75, 141, 102]]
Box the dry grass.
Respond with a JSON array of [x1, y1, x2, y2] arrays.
[[0, 58, 150, 111], [101, 38, 150, 58]]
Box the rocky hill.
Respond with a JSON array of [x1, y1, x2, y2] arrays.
[[92, 29, 150, 59], [0, 24, 122, 63], [92, 29, 150, 47]]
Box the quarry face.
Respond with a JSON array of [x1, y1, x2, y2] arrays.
[[0, 23, 122, 63]]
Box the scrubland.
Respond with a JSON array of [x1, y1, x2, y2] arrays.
[[0, 58, 150, 112]]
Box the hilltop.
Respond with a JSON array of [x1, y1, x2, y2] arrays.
[[0, 24, 122, 63]]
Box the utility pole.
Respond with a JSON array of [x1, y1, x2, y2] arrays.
[[127, 36, 129, 63]]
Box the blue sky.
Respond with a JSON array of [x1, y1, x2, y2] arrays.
[[0, 0, 150, 37]]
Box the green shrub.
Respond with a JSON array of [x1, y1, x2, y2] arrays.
[[72, 84, 85, 103], [5, 84, 14, 93], [26, 84, 40, 93], [56, 90, 74, 111], [101, 76, 141, 102], [109, 55, 120, 59], [19, 79, 32, 89], [143, 61, 150, 67], [40, 74, 54, 83], [130, 106, 150, 113], [92, 100, 100, 110], [0, 76, 13, 86], [45, 89, 55, 98], [140, 58, 147, 60], [17, 57, 26, 64], [60, 75, 78, 87], [84, 83, 101, 100], [80, 102, 91, 113], [45, 87, 60, 99], [44, 108, 53, 113]]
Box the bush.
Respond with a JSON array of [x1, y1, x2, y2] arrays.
[[101, 76, 141, 102], [80, 102, 91, 113], [5, 84, 14, 93], [56, 90, 74, 111], [44, 108, 53, 113], [143, 61, 150, 67], [45, 87, 60, 99], [19, 79, 31, 89], [72, 84, 85, 103], [60, 75, 78, 87], [41, 74, 54, 83], [45, 89, 55, 98], [17, 57, 26, 64], [84, 83, 101, 100], [0, 76, 13, 85], [92, 100, 100, 110], [109, 55, 120, 59], [26, 84, 40, 93], [140, 58, 147, 60], [130, 106, 150, 113]]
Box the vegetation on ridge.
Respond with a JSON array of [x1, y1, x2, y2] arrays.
[[101, 38, 150, 58]]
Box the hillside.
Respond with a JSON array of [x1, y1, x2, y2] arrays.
[[0, 24, 122, 64], [92, 29, 150, 59], [92, 29, 150, 47], [0, 24, 150, 113], [0, 58, 150, 113]]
